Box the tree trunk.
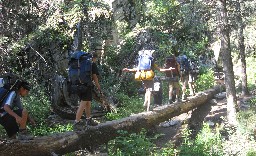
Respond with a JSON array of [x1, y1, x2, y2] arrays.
[[236, 0, 249, 96], [218, 0, 238, 126], [0, 86, 221, 156]]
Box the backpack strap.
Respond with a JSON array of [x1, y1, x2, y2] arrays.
[[176, 61, 181, 77], [77, 59, 82, 84]]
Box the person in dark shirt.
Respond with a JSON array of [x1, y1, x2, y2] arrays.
[[0, 81, 35, 139], [74, 53, 102, 126]]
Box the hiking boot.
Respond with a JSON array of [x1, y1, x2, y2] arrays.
[[169, 99, 173, 104], [175, 98, 181, 103], [17, 130, 34, 140], [86, 118, 98, 126], [73, 120, 84, 127]]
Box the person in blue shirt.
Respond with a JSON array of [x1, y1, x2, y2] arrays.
[[0, 81, 35, 139]]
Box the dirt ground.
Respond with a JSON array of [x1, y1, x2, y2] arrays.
[[153, 93, 255, 149]]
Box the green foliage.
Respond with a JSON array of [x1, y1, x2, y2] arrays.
[[107, 129, 157, 156], [30, 123, 73, 136], [154, 143, 178, 156], [245, 57, 256, 91], [105, 93, 144, 121], [22, 88, 51, 123], [237, 97, 256, 135], [21, 86, 73, 136], [195, 68, 215, 92], [247, 150, 256, 156], [142, 0, 180, 29], [179, 123, 224, 156]]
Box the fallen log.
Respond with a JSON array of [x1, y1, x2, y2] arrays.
[[0, 86, 222, 156]]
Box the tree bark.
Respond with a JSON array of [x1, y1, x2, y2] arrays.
[[0, 86, 221, 156], [218, 0, 238, 126]]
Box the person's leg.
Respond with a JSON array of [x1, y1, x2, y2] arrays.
[[168, 82, 174, 104], [84, 101, 91, 118], [143, 89, 150, 111], [75, 85, 93, 122], [19, 109, 28, 130], [146, 89, 151, 111], [174, 81, 181, 102], [75, 100, 87, 122], [181, 75, 188, 100], [142, 80, 153, 111], [188, 74, 195, 96], [1, 109, 23, 138], [188, 82, 195, 96]]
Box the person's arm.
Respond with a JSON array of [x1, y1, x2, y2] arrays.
[[3, 105, 22, 124], [159, 67, 175, 72], [154, 64, 175, 72], [177, 62, 181, 78], [122, 68, 137, 72], [92, 74, 101, 93]]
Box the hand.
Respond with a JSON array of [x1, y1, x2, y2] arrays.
[[122, 68, 129, 72], [30, 118, 36, 126]]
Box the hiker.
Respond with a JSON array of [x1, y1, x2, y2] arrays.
[[177, 54, 190, 100], [0, 80, 35, 139], [164, 55, 181, 104], [73, 52, 102, 126], [188, 58, 199, 96], [123, 50, 173, 111]]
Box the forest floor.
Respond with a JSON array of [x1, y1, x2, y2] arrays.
[[153, 92, 255, 149]]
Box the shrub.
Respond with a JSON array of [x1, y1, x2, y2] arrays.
[[195, 68, 215, 92], [107, 129, 157, 156], [179, 123, 224, 156]]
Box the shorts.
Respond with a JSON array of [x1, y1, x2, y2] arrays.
[[77, 85, 93, 101], [142, 80, 154, 91], [0, 109, 22, 137], [180, 74, 189, 84], [189, 73, 196, 83], [168, 76, 180, 89]]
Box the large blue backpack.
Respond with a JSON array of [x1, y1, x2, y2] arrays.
[[137, 50, 154, 70], [177, 55, 190, 76], [68, 51, 93, 86]]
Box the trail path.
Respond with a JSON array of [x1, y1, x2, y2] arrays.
[[153, 93, 254, 148]]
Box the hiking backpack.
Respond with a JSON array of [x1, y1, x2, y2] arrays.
[[176, 55, 190, 76], [164, 55, 179, 78], [68, 51, 93, 86], [189, 58, 199, 75], [0, 74, 21, 109], [134, 50, 155, 81], [137, 50, 154, 70]]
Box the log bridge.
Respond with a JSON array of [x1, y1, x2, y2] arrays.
[[0, 86, 222, 156]]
